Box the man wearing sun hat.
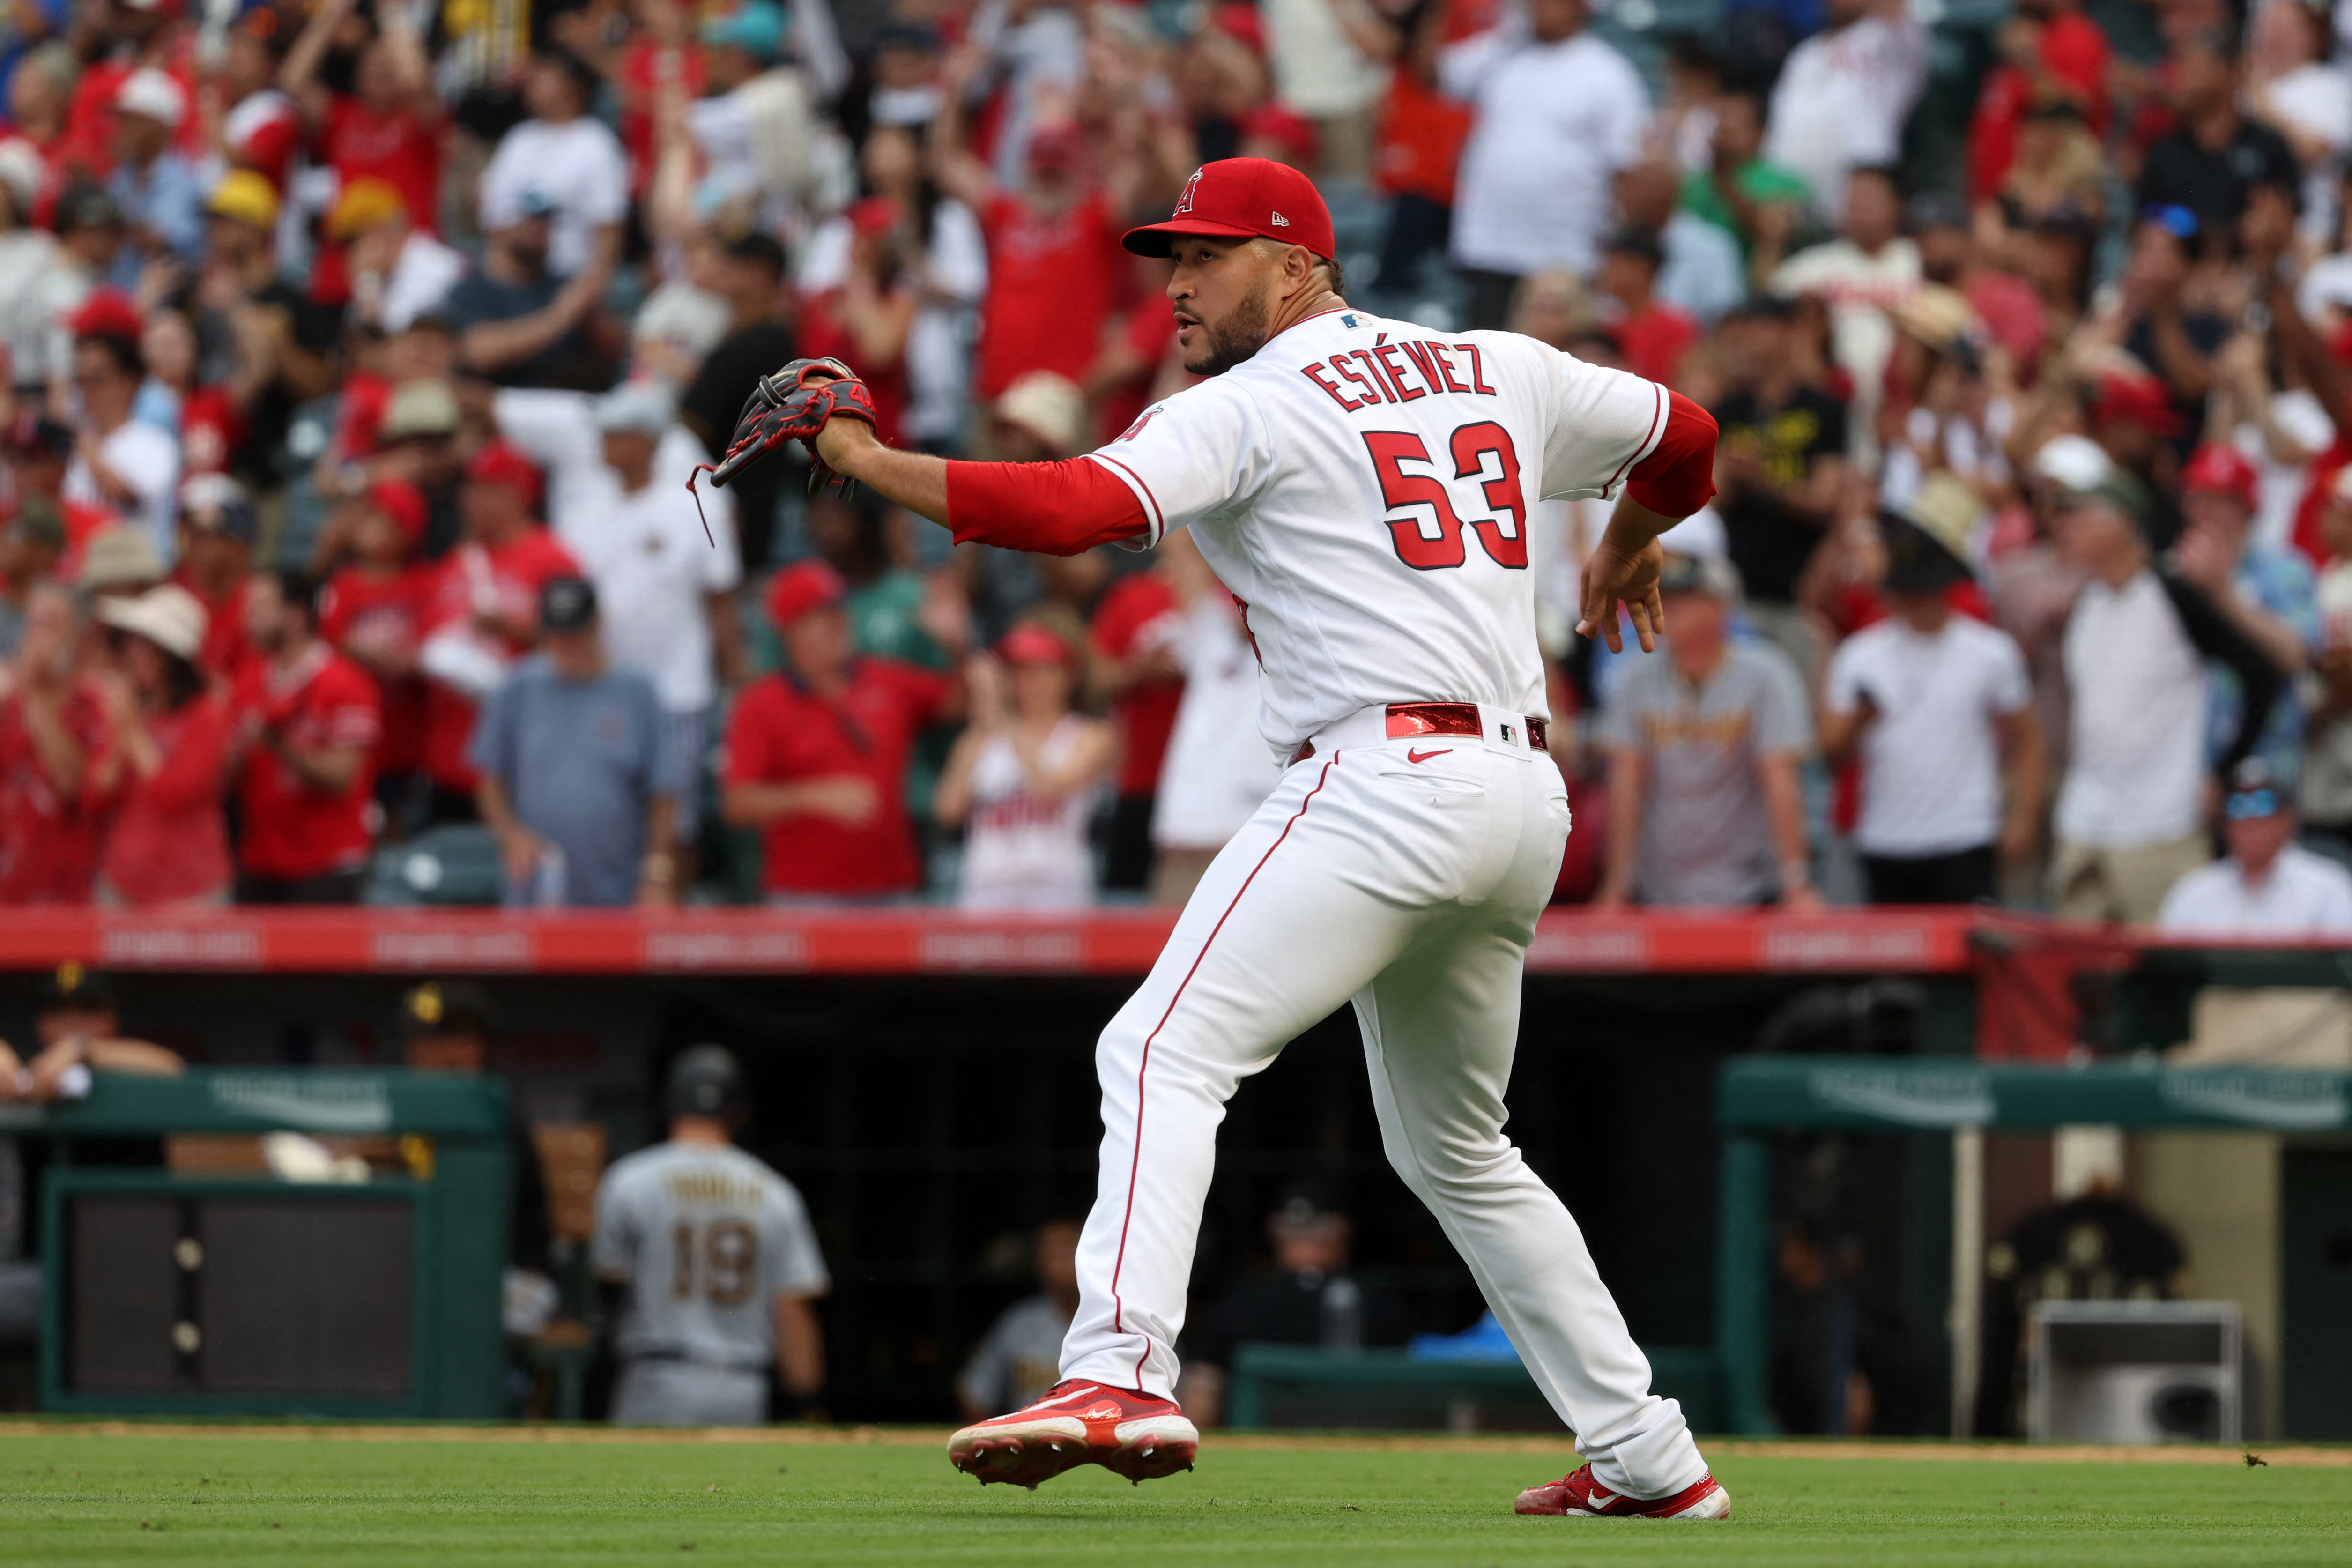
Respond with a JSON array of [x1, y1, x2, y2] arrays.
[[719, 560, 958, 904]]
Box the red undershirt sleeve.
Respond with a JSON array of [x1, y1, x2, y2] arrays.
[[944, 457, 1152, 556], [1623, 390, 1718, 519]]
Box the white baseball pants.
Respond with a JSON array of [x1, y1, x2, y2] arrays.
[[1059, 710, 1710, 1499]]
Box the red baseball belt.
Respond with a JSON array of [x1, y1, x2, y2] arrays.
[[1291, 703, 1549, 765]]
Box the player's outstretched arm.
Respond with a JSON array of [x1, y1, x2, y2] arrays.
[[814, 411, 1150, 556], [814, 417, 952, 524]]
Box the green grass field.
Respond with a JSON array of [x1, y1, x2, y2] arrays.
[[1, 1427, 2346, 1568]]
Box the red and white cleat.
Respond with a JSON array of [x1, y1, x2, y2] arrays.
[[1514, 1464, 1731, 1519], [947, 1380, 1199, 1490]]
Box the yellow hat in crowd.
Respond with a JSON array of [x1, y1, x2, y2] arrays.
[[328, 178, 407, 241], [206, 169, 279, 230]]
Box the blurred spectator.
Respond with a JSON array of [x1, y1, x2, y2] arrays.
[[2136, 28, 2298, 241], [172, 473, 257, 684], [106, 67, 202, 276], [415, 441, 580, 819], [282, 0, 442, 238], [2305, 469, 2352, 855], [63, 291, 178, 560], [721, 561, 955, 904], [797, 197, 920, 446], [478, 48, 628, 285], [1966, 0, 2111, 205], [678, 231, 795, 572], [0, 142, 82, 399], [320, 481, 432, 828], [0, 501, 65, 659], [1442, 0, 1647, 329], [1773, 165, 1919, 472], [1262, 0, 1390, 184], [89, 584, 231, 907], [1368, 0, 1473, 298], [370, 379, 466, 556], [808, 491, 959, 669], [0, 968, 183, 1104], [1596, 226, 1699, 387], [2112, 208, 2230, 440], [956, 1217, 1083, 1423], [936, 620, 1113, 911], [76, 525, 163, 601], [1821, 478, 2044, 904], [2159, 758, 2352, 934], [1177, 1186, 1409, 1428], [210, 7, 303, 196], [333, 178, 468, 335], [2243, 0, 2348, 237], [1089, 546, 1185, 896], [193, 170, 338, 481], [1762, 0, 1926, 226], [445, 194, 613, 392], [1682, 84, 1808, 288], [2048, 471, 2281, 922], [471, 577, 680, 908], [1147, 533, 1277, 906], [683, 0, 823, 225], [1615, 157, 1744, 327], [1877, 285, 2015, 511], [232, 569, 380, 904], [1595, 553, 1819, 908], [0, 584, 104, 904], [1711, 298, 1850, 678], [2174, 442, 2317, 784], [491, 381, 744, 847]]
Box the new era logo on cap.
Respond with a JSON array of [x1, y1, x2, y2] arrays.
[[1122, 158, 1334, 263]]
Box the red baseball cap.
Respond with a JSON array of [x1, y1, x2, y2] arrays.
[[1122, 157, 1334, 263], [69, 288, 144, 342], [2088, 372, 2186, 439], [2181, 442, 2260, 511], [464, 441, 543, 509], [366, 478, 428, 545], [765, 559, 846, 629]]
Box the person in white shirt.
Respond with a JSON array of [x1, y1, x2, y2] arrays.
[[2159, 760, 2352, 936], [1148, 533, 1279, 906], [1261, 0, 1390, 184], [1821, 477, 2046, 904], [63, 309, 179, 564], [935, 621, 1116, 911], [476, 47, 630, 282], [2246, 0, 2352, 241], [1762, 0, 1927, 226], [1772, 166, 1921, 472], [490, 381, 745, 845], [2049, 470, 2286, 922], [1442, 0, 1649, 328]]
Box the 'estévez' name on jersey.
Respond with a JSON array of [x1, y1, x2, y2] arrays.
[[1083, 308, 1668, 756], [591, 1140, 829, 1368]]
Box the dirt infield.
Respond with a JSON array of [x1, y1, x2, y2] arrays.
[[0, 1419, 2342, 1467]]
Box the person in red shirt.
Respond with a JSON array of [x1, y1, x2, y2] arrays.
[[1596, 226, 1699, 388], [283, 0, 442, 235], [1089, 565, 1184, 892], [231, 568, 382, 903], [171, 474, 257, 685], [720, 561, 958, 903], [932, 52, 1149, 402], [89, 582, 234, 907], [797, 197, 918, 447], [322, 480, 432, 821], [415, 442, 577, 818], [0, 582, 109, 903], [1967, 0, 2112, 202]]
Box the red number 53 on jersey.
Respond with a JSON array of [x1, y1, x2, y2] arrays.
[[1363, 422, 1528, 571]]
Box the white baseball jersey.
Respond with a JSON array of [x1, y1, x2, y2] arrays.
[[592, 1140, 828, 1367], [1083, 307, 1668, 755]]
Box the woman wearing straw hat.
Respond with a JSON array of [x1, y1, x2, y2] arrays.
[[88, 584, 232, 906]]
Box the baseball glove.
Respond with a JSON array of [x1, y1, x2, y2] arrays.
[[685, 357, 878, 536]]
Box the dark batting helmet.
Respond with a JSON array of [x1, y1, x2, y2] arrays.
[[666, 1044, 745, 1119]]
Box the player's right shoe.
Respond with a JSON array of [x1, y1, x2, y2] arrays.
[[1514, 1464, 1731, 1519], [947, 1379, 1198, 1490]]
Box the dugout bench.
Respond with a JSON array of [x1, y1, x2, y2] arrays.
[[13, 1068, 511, 1417], [1715, 1053, 2352, 1439]]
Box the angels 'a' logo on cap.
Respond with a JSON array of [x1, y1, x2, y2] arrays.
[[1271, 211, 1289, 227], [1173, 168, 1203, 216]]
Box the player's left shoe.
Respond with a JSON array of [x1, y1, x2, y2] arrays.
[[947, 1380, 1198, 1490], [1514, 1464, 1731, 1519]]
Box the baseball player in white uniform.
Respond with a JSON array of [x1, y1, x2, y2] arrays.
[[593, 1045, 830, 1426], [746, 157, 1727, 1517]]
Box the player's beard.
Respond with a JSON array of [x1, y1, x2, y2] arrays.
[[1183, 276, 1272, 377]]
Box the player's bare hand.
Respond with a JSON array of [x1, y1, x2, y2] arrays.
[[1578, 536, 1667, 654]]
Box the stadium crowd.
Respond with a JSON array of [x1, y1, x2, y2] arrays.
[[0, 0, 2345, 928]]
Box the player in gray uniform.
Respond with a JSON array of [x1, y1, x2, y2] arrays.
[[592, 1046, 829, 1426]]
